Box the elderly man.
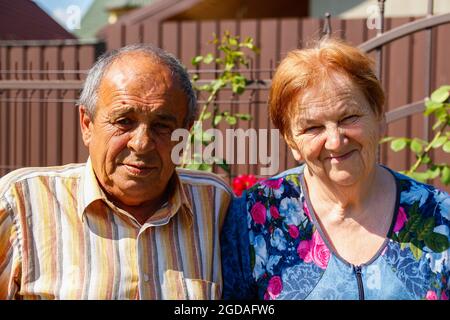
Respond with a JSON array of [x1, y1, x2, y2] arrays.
[[0, 44, 232, 299]]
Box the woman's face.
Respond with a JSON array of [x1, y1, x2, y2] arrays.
[[289, 74, 384, 186]]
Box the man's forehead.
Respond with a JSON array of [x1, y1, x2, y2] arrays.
[[103, 54, 171, 87]]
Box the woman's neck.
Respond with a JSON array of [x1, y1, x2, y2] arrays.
[[304, 165, 384, 219]]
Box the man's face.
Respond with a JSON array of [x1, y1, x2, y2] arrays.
[[80, 52, 188, 207]]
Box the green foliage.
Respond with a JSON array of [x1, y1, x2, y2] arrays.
[[395, 202, 450, 258], [382, 85, 450, 185], [181, 32, 260, 174]]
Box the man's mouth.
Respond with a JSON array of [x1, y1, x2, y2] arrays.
[[122, 163, 156, 176]]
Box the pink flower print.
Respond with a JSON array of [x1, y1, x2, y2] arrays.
[[297, 230, 330, 269], [267, 276, 283, 300], [270, 205, 280, 219], [261, 178, 283, 190], [297, 240, 313, 263], [250, 202, 266, 225], [426, 290, 438, 300], [288, 225, 299, 239], [441, 291, 448, 300], [311, 231, 330, 269], [393, 206, 408, 233], [303, 202, 312, 221]]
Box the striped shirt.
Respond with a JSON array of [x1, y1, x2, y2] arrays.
[[0, 159, 232, 299]]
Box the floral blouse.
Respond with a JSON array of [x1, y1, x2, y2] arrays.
[[221, 165, 450, 300]]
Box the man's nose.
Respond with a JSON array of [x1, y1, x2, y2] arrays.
[[128, 125, 155, 153], [324, 126, 345, 150]]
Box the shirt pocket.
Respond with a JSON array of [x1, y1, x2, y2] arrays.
[[162, 270, 221, 300], [184, 278, 221, 300]]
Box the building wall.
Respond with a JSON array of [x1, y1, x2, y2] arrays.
[[310, 0, 450, 18]]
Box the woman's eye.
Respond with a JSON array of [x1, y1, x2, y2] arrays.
[[303, 126, 321, 133], [340, 115, 359, 124]]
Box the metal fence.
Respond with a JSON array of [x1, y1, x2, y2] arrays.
[[0, 10, 449, 190]]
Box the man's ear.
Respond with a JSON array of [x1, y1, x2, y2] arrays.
[[79, 106, 93, 147]]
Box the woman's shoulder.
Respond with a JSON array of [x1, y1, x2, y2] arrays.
[[389, 168, 449, 216], [243, 164, 306, 200], [387, 167, 449, 255]]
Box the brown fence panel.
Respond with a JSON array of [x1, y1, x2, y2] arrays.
[[0, 41, 101, 176], [1, 16, 449, 191]]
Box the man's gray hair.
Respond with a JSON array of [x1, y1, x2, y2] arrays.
[[77, 43, 197, 127]]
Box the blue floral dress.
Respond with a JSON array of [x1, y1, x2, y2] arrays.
[[221, 165, 450, 300]]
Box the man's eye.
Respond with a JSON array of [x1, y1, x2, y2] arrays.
[[116, 118, 133, 126], [152, 123, 172, 134]]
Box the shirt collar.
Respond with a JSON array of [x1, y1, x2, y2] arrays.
[[78, 157, 193, 226]]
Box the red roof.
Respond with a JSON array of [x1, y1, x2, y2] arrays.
[[0, 0, 76, 40]]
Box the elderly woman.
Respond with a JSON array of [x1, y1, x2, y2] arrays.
[[221, 38, 450, 300]]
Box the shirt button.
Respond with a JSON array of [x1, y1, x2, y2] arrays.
[[143, 273, 150, 282]]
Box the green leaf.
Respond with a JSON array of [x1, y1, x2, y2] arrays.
[[408, 171, 430, 183], [409, 241, 423, 260], [410, 139, 423, 154], [192, 55, 203, 66], [431, 136, 447, 149], [198, 163, 213, 172], [424, 232, 450, 253], [186, 163, 201, 170], [417, 217, 435, 241], [430, 85, 450, 103], [424, 100, 443, 116], [285, 175, 300, 186], [443, 141, 450, 153], [211, 79, 225, 92], [379, 136, 395, 144], [390, 138, 408, 152], [420, 154, 431, 165], [432, 118, 444, 131], [213, 115, 223, 126], [235, 113, 252, 121], [203, 53, 214, 64], [405, 213, 422, 234], [201, 111, 211, 120], [202, 131, 213, 142], [225, 115, 237, 125], [426, 167, 441, 179], [441, 166, 450, 185], [229, 37, 238, 46]]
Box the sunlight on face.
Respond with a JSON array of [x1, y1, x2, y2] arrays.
[[290, 73, 383, 186], [81, 52, 188, 207]]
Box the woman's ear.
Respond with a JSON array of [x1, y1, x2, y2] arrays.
[[290, 148, 303, 162], [378, 114, 387, 138]]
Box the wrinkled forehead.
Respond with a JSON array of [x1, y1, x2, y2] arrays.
[[294, 73, 366, 118], [105, 53, 173, 89]]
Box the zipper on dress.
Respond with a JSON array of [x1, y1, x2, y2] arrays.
[[353, 265, 365, 300]]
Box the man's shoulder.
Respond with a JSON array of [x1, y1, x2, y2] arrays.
[[0, 163, 86, 196], [176, 168, 233, 196]]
